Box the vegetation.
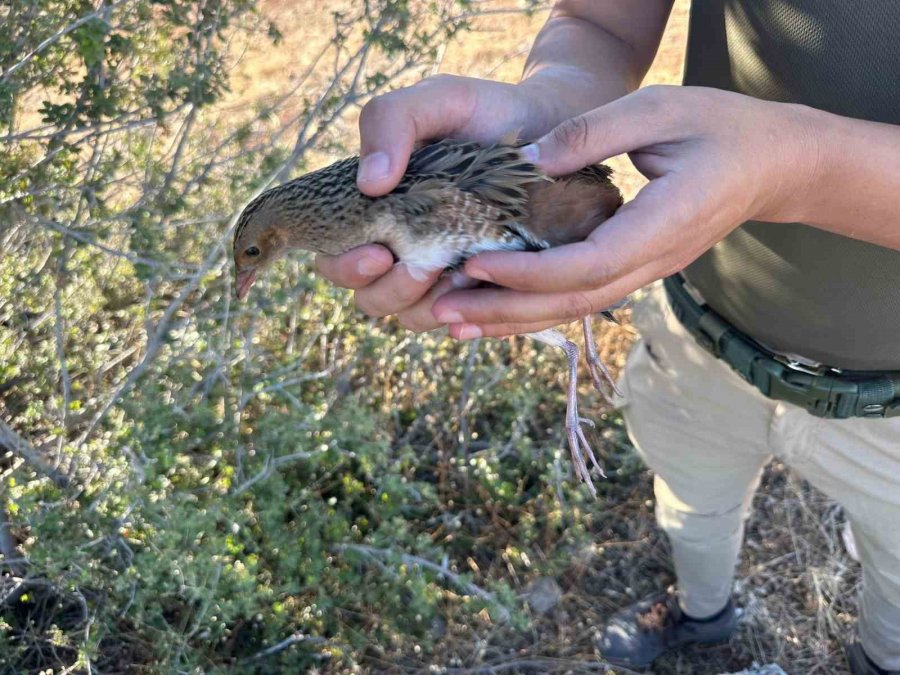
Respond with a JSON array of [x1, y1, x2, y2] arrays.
[[0, 1, 859, 673]]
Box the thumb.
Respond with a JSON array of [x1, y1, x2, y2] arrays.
[[356, 76, 477, 196], [523, 86, 674, 177]]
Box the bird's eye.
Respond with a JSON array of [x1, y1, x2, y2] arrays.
[[245, 246, 260, 257]]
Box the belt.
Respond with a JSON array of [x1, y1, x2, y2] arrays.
[[663, 274, 900, 419]]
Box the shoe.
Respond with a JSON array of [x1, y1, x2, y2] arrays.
[[847, 640, 900, 675], [596, 588, 738, 669]]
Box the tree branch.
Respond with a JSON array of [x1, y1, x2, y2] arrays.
[[0, 420, 71, 488], [334, 544, 511, 622]]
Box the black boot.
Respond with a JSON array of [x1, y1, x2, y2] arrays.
[[596, 588, 738, 669], [847, 640, 900, 675]]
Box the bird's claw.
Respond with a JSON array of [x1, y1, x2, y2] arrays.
[[563, 344, 606, 496], [523, 328, 608, 497], [582, 317, 623, 403], [565, 413, 606, 497]]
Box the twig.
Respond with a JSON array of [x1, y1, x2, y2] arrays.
[[231, 449, 324, 496], [0, 420, 71, 488], [245, 632, 326, 662], [0, 504, 24, 576], [37, 218, 200, 274], [0, 107, 171, 145], [73, 197, 243, 446], [334, 544, 511, 622], [54, 248, 73, 432]]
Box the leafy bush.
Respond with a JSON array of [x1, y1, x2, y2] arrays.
[[1, 0, 636, 671]]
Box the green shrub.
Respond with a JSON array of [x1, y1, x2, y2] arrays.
[[0, 1, 632, 671]]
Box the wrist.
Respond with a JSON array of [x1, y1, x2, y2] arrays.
[[754, 102, 832, 224], [515, 68, 630, 139], [755, 102, 900, 249], [512, 76, 573, 140]]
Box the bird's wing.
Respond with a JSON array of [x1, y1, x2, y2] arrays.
[[395, 140, 622, 253], [387, 175, 456, 217], [403, 140, 547, 222], [386, 174, 550, 255], [524, 164, 623, 247]]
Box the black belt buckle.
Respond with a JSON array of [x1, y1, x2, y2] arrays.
[[756, 360, 859, 419], [665, 274, 900, 419], [773, 353, 831, 377]]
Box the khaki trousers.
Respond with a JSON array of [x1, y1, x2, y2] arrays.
[[618, 283, 900, 670]]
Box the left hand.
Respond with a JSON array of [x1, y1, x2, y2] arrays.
[[431, 85, 821, 339]]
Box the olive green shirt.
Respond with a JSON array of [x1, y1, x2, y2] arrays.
[[681, 0, 900, 370]]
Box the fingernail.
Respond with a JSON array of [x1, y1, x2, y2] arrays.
[[357, 152, 391, 183], [519, 143, 539, 164], [403, 263, 429, 282], [357, 256, 383, 277], [436, 310, 464, 323], [458, 324, 483, 340], [466, 265, 493, 283], [450, 271, 473, 288]]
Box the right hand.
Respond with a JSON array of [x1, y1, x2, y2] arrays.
[[315, 74, 552, 333]]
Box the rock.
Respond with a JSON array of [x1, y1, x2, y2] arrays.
[[526, 577, 562, 615]]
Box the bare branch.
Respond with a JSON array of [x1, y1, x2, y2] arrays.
[[334, 544, 511, 622], [36, 218, 201, 275], [0, 505, 24, 576], [245, 632, 326, 662], [54, 249, 73, 434], [231, 450, 322, 496], [0, 420, 71, 488]]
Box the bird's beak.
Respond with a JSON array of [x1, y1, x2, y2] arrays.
[[235, 268, 257, 301]]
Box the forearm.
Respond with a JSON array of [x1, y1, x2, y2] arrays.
[[791, 107, 900, 250], [516, 0, 674, 137]]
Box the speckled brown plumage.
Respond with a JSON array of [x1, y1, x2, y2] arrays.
[[233, 139, 621, 287], [233, 139, 624, 496]]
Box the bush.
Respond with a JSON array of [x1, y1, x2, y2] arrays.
[[0, 1, 637, 671]]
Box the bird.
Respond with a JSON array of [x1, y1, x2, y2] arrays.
[[233, 138, 623, 496]]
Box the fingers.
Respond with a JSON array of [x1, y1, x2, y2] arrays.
[[436, 262, 656, 332], [315, 245, 395, 289], [315, 246, 462, 329], [448, 319, 561, 340], [395, 272, 478, 333], [465, 177, 688, 294], [434, 286, 600, 326], [522, 85, 680, 177], [356, 75, 477, 196], [463, 243, 605, 293], [353, 263, 443, 318]]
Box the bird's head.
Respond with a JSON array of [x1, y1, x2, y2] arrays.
[[232, 159, 367, 300], [233, 193, 291, 301]]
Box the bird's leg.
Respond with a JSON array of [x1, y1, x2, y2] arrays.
[[582, 315, 623, 403], [525, 329, 605, 496]]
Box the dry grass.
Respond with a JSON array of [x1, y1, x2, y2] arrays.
[[410, 462, 858, 675], [231, 2, 858, 673]]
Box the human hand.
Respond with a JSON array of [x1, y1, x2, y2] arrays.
[[315, 74, 563, 332], [431, 85, 820, 338]]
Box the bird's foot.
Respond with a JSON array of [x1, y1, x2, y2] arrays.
[[565, 410, 606, 498], [526, 329, 606, 496], [582, 316, 623, 403]]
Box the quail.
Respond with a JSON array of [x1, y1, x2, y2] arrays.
[[234, 139, 623, 495]]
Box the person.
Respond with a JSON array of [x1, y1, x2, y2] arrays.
[[315, 2, 900, 672]]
